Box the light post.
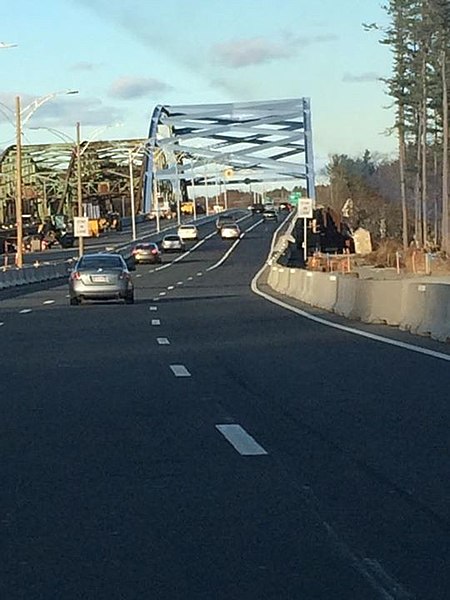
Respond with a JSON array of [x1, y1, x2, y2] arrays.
[[13, 89, 78, 267], [76, 121, 84, 256], [128, 148, 137, 242]]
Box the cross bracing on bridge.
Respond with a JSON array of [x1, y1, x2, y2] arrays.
[[143, 98, 315, 213], [0, 138, 146, 224]]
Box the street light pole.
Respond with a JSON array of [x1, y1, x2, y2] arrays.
[[76, 121, 84, 256], [128, 149, 137, 242], [15, 96, 23, 268]]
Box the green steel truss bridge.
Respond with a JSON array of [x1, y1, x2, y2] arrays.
[[0, 138, 146, 224]]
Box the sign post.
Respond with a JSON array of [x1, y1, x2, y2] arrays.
[[297, 198, 313, 263], [74, 216, 90, 239]]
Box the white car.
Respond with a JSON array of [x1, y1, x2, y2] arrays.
[[220, 224, 241, 240], [161, 234, 185, 252], [177, 224, 199, 241]]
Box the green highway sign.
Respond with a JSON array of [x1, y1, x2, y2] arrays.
[[288, 192, 302, 205]]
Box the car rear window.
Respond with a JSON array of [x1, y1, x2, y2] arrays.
[[165, 235, 180, 241], [79, 255, 123, 269]]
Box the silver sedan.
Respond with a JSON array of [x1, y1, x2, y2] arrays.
[[68, 253, 134, 305]]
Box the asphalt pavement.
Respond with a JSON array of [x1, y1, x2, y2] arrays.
[[0, 212, 449, 599]]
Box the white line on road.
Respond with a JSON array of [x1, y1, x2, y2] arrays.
[[159, 291, 167, 296], [43, 300, 55, 305], [187, 276, 193, 281], [207, 219, 264, 272], [251, 250, 450, 365], [196, 272, 203, 277], [216, 424, 268, 456], [177, 281, 183, 285], [167, 285, 175, 290], [149, 306, 158, 311], [157, 337, 170, 345], [19, 309, 32, 314], [0, 322, 4, 327], [170, 364, 191, 377], [151, 319, 161, 326], [135, 274, 142, 278]]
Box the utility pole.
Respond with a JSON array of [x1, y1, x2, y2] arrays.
[[76, 122, 84, 256], [15, 96, 23, 268]]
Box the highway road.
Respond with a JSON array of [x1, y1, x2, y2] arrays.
[[0, 213, 449, 599]]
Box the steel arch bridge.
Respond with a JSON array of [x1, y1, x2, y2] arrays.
[[143, 97, 315, 213]]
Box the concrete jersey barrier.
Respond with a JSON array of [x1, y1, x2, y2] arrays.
[[267, 265, 450, 344]]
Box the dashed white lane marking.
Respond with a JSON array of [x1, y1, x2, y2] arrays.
[[151, 319, 161, 326], [135, 274, 142, 278], [19, 309, 32, 314], [170, 364, 191, 377], [196, 272, 203, 277], [216, 424, 268, 456], [157, 337, 170, 345], [149, 306, 158, 311], [0, 322, 4, 327], [177, 281, 183, 285], [152, 297, 160, 302], [43, 300, 55, 305], [207, 219, 264, 272], [167, 285, 175, 290], [159, 291, 167, 296], [187, 276, 193, 281]]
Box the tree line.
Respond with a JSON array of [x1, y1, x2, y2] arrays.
[[324, 0, 450, 252]]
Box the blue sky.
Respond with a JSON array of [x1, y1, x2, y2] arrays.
[[1, 0, 395, 176]]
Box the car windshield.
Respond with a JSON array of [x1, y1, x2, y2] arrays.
[[79, 255, 124, 269]]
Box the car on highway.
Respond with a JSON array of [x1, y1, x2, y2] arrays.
[[131, 242, 161, 265], [263, 208, 278, 222], [250, 203, 265, 214], [161, 234, 185, 253], [220, 223, 241, 240], [216, 215, 236, 231], [68, 252, 134, 305], [177, 224, 199, 241]]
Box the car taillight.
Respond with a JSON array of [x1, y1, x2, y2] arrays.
[[70, 271, 81, 280], [151, 249, 158, 254], [132, 249, 138, 254]]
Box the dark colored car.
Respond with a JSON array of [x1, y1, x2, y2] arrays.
[[131, 242, 161, 264], [251, 203, 265, 214], [263, 209, 278, 221]]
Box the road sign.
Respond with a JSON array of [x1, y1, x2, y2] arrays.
[[74, 216, 90, 237], [289, 191, 302, 205], [297, 198, 313, 219]]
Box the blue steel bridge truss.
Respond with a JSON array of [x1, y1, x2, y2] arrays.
[[143, 98, 315, 213]]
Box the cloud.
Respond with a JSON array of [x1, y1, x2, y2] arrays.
[[70, 61, 100, 71], [342, 72, 381, 83], [213, 37, 292, 68], [109, 76, 172, 99]]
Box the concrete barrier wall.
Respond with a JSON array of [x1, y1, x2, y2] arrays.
[[0, 262, 70, 290], [267, 266, 450, 344]]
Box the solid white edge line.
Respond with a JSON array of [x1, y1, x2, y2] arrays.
[[170, 364, 191, 377], [250, 242, 450, 364], [216, 424, 268, 456]]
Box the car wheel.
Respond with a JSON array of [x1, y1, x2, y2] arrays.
[[125, 293, 134, 305], [70, 296, 80, 306]]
